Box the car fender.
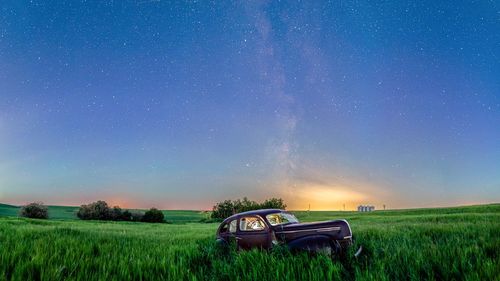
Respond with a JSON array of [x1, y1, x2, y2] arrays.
[[286, 234, 333, 251]]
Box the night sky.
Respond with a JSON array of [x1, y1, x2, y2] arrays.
[[1, 1, 499, 210]]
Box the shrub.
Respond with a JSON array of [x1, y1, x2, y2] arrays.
[[110, 206, 124, 221], [233, 197, 260, 213], [121, 210, 132, 221], [76, 201, 163, 223], [260, 198, 287, 210], [19, 202, 48, 219], [77, 200, 111, 220], [211, 200, 235, 221], [130, 211, 144, 222], [210, 197, 287, 220], [142, 208, 164, 223]]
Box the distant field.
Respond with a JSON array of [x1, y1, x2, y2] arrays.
[[0, 204, 499, 280], [0, 203, 207, 222], [0, 204, 19, 218]]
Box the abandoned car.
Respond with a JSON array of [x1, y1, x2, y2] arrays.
[[215, 209, 353, 255]]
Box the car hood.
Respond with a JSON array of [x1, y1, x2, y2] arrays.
[[280, 220, 343, 230], [273, 220, 351, 241]]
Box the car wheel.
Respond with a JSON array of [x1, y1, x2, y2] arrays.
[[330, 240, 341, 258], [317, 243, 333, 256], [306, 240, 334, 256], [215, 238, 230, 253]]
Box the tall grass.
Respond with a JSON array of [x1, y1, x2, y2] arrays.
[[0, 204, 498, 280]]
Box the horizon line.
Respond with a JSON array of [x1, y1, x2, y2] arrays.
[[1, 201, 498, 212]]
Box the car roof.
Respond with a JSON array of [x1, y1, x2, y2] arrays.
[[223, 209, 286, 222]]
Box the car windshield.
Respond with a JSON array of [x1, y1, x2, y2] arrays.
[[266, 212, 299, 226]]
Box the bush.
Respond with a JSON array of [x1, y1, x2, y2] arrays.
[[77, 200, 111, 220], [210, 197, 287, 220], [130, 211, 144, 222], [211, 200, 235, 221], [121, 210, 132, 221], [76, 201, 164, 223], [142, 208, 165, 223], [110, 206, 124, 221], [233, 197, 260, 213], [260, 198, 287, 210], [19, 202, 48, 219]]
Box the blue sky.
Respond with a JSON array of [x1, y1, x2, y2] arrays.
[[0, 1, 499, 210]]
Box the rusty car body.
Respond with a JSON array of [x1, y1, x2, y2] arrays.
[[215, 209, 353, 256]]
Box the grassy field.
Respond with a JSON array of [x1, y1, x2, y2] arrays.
[[0, 204, 499, 280]]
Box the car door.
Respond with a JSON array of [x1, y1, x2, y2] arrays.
[[218, 219, 238, 244], [236, 216, 271, 250]]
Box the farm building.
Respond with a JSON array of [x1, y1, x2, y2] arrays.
[[357, 205, 375, 212]]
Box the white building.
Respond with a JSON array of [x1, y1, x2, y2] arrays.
[[357, 205, 375, 212]]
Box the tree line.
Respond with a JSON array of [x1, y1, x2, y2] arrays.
[[18, 201, 165, 223], [76, 200, 165, 223], [17, 197, 287, 222]]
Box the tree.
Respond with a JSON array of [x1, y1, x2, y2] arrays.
[[19, 202, 48, 219], [77, 200, 111, 220], [211, 200, 234, 220], [142, 208, 165, 223], [121, 210, 132, 221], [110, 206, 123, 221], [260, 198, 286, 210], [234, 197, 260, 213], [130, 211, 144, 222], [210, 197, 287, 220]]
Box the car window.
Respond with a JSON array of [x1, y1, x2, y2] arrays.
[[266, 212, 299, 226], [220, 223, 229, 233], [229, 220, 237, 233], [239, 216, 266, 231]]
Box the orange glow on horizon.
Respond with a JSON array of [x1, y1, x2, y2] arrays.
[[286, 184, 370, 211], [107, 198, 132, 209]]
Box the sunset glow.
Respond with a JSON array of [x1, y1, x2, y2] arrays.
[[289, 185, 368, 211]]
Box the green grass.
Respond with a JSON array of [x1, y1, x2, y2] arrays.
[[0, 204, 19, 218], [0, 204, 80, 220], [0, 204, 499, 280]]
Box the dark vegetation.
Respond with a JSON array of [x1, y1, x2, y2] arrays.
[[142, 208, 165, 223], [19, 202, 48, 219], [77, 200, 164, 223], [0, 203, 205, 222], [211, 197, 286, 220]]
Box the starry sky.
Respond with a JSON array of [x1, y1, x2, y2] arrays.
[[0, 1, 499, 210]]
